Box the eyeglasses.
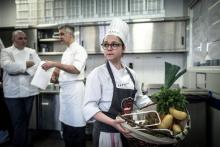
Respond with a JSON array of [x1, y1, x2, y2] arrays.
[[17, 37, 27, 40], [101, 43, 122, 50]]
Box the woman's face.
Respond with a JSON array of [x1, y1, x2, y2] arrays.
[[102, 35, 125, 62]]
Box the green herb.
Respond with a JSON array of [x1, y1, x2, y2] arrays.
[[151, 62, 188, 115], [152, 87, 188, 114]]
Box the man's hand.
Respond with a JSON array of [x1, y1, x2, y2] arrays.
[[50, 70, 59, 83], [41, 61, 56, 70], [26, 61, 35, 68]]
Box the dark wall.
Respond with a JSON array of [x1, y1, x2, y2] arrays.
[[0, 28, 14, 48]]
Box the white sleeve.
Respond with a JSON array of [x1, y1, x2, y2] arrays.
[[0, 48, 26, 74], [26, 49, 41, 76], [83, 69, 102, 121], [73, 48, 88, 72]]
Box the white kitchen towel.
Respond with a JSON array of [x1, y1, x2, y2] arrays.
[[31, 61, 55, 90]]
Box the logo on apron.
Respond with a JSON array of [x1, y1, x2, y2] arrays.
[[121, 97, 134, 114]]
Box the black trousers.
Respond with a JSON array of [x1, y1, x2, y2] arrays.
[[0, 96, 11, 131], [4, 96, 34, 147], [61, 122, 86, 147]]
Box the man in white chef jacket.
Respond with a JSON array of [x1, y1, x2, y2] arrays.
[[0, 30, 41, 147], [42, 25, 88, 147]]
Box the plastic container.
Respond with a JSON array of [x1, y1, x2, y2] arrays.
[[120, 110, 161, 127], [116, 104, 191, 145]]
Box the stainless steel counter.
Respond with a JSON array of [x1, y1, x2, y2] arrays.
[[40, 89, 59, 94], [144, 83, 208, 96], [181, 88, 208, 96]]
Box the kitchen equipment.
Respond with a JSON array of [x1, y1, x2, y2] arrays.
[[37, 93, 61, 131], [176, 93, 208, 147], [142, 84, 179, 96], [206, 93, 220, 147]]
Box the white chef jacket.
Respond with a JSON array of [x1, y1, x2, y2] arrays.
[[83, 61, 152, 122], [59, 42, 87, 83], [0, 45, 41, 98], [59, 41, 88, 127]]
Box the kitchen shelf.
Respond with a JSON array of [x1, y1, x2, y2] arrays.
[[38, 52, 63, 56], [37, 28, 65, 53], [39, 38, 60, 42], [181, 88, 208, 95], [40, 90, 59, 94], [188, 66, 220, 73]]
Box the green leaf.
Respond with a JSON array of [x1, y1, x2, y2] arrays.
[[150, 62, 188, 114], [164, 62, 186, 89]]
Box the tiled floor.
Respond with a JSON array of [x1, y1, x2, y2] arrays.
[[1, 130, 94, 147]]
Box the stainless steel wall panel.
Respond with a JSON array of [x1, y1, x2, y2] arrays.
[[80, 25, 106, 53], [208, 1, 220, 26], [208, 1, 220, 42], [208, 40, 220, 60], [127, 21, 186, 53], [192, 19, 203, 47], [208, 0, 220, 7], [192, 1, 201, 22], [208, 21, 220, 42]]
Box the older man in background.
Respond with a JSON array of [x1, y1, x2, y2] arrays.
[[0, 30, 41, 147]]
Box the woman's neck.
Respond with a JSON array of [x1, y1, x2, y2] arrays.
[[110, 60, 123, 70]]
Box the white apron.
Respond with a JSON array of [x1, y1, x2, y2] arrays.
[[99, 132, 122, 147], [59, 81, 86, 127]]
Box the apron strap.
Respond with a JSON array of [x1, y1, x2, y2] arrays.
[[106, 61, 136, 88], [106, 61, 117, 87], [125, 67, 136, 89]]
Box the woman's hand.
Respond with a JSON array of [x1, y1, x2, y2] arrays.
[[111, 119, 132, 138], [94, 112, 133, 138]]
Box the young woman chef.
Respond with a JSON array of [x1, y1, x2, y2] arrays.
[[83, 18, 152, 147]]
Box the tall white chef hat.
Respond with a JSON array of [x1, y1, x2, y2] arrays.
[[105, 18, 129, 48]]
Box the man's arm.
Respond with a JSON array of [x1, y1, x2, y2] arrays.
[[0, 48, 26, 74], [42, 61, 80, 74]]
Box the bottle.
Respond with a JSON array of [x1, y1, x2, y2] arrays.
[[205, 52, 211, 66], [42, 48, 46, 52]]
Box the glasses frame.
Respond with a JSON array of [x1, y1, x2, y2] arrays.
[[101, 43, 123, 50]]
